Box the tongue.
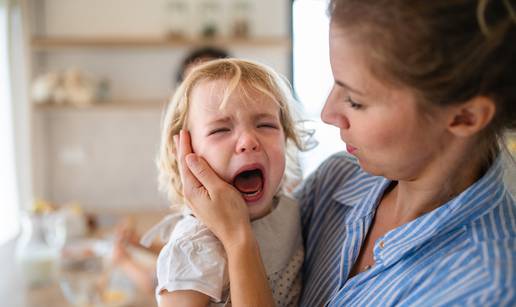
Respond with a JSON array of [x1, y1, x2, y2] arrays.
[[234, 171, 262, 193]]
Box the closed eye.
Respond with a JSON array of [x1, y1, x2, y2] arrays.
[[345, 96, 363, 110], [208, 128, 230, 135], [257, 123, 279, 129]]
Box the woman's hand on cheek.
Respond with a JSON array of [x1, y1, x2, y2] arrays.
[[175, 130, 252, 248]]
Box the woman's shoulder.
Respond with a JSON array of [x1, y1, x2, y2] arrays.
[[302, 151, 374, 190], [309, 151, 360, 177], [319, 151, 361, 171], [294, 151, 382, 216], [464, 159, 516, 242], [463, 192, 516, 286], [467, 192, 516, 243]]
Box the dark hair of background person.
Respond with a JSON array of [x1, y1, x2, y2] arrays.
[[329, 0, 516, 165], [176, 46, 231, 83]]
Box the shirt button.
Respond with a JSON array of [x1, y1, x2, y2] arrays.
[[379, 241, 385, 249]]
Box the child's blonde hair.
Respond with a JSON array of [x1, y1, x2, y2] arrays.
[[157, 58, 303, 204]]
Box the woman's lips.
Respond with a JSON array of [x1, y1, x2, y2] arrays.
[[346, 144, 358, 154]]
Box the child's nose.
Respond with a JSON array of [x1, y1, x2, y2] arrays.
[[236, 132, 260, 153]]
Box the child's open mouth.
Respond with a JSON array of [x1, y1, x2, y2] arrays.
[[232, 168, 264, 203]]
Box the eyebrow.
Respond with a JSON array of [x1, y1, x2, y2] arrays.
[[205, 113, 278, 126], [206, 117, 231, 126], [253, 113, 278, 121], [335, 79, 365, 96]]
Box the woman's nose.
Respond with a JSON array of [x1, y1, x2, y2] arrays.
[[236, 131, 260, 153], [321, 92, 350, 129]]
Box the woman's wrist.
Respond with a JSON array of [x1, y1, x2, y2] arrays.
[[224, 223, 275, 307], [223, 223, 257, 258]]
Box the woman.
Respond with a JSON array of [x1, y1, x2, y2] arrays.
[[176, 0, 516, 305]]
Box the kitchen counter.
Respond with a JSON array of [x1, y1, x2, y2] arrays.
[[0, 237, 157, 307], [0, 208, 167, 307]]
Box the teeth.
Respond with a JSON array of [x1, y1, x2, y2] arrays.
[[242, 187, 262, 198]]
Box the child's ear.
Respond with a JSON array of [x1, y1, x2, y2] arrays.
[[446, 96, 496, 137]]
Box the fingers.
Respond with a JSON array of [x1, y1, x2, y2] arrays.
[[175, 130, 208, 207], [176, 130, 202, 190], [185, 154, 225, 196], [175, 130, 231, 207], [173, 134, 184, 181]]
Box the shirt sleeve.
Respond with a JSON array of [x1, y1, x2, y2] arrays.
[[156, 216, 228, 302]]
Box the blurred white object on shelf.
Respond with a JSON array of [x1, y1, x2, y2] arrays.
[[31, 68, 106, 107]]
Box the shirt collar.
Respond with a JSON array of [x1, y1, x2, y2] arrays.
[[377, 156, 508, 267], [332, 171, 390, 221]]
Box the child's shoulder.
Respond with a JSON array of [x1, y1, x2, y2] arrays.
[[156, 212, 228, 303], [157, 214, 225, 273], [168, 214, 215, 243]]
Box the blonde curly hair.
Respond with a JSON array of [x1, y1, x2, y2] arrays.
[[157, 58, 304, 205]]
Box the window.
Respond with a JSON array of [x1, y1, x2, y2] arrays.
[[293, 0, 343, 177], [0, 0, 20, 244], [0, 0, 30, 245]]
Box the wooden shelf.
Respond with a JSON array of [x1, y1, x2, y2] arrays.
[[31, 36, 291, 50], [34, 100, 168, 111]]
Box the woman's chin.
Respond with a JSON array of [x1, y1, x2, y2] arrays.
[[359, 162, 393, 179]]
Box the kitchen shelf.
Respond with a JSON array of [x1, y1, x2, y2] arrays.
[[31, 36, 291, 50], [34, 100, 168, 111]]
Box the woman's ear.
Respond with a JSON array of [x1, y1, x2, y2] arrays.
[[447, 96, 496, 137]]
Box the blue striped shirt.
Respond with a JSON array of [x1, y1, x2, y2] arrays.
[[294, 152, 516, 306]]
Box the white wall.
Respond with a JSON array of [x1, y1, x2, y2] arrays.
[[37, 0, 288, 39], [30, 0, 292, 211], [31, 0, 291, 99], [37, 108, 167, 210], [35, 46, 290, 102]]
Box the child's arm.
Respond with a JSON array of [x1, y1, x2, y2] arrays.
[[112, 226, 157, 294], [114, 253, 156, 294], [159, 290, 210, 307]]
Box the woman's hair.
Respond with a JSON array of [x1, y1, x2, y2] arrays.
[[158, 58, 304, 204], [329, 0, 516, 163]]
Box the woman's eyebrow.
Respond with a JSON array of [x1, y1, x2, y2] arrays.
[[335, 79, 365, 96]]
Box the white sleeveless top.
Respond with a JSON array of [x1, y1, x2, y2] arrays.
[[150, 195, 304, 306]]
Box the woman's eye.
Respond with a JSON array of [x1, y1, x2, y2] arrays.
[[208, 128, 230, 135], [345, 96, 363, 110]]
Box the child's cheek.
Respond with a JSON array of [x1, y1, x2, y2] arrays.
[[188, 131, 203, 154], [198, 148, 228, 181]]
